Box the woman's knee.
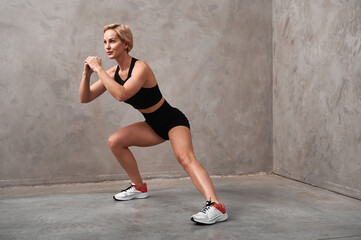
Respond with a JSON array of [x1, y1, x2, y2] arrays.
[[108, 134, 118, 150], [108, 131, 129, 150], [175, 151, 195, 169]]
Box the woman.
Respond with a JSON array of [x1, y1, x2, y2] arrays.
[[79, 23, 228, 224]]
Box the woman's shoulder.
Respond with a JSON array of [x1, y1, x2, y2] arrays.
[[134, 58, 147, 67], [133, 59, 152, 73], [132, 58, 157, 86]]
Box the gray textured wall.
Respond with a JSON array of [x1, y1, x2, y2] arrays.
[[273, 0, 361, 199], [0, 0, 273, 186]]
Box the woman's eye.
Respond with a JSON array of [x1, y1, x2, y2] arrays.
[[104, 39, 115, 44]]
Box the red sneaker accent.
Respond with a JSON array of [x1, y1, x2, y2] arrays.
[[134, 183, 147, 193], [213, 202, 227, 214]]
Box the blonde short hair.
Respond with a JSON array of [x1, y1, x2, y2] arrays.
[[103, 24, 133, 52]]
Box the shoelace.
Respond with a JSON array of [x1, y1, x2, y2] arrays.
[[201, 200, 215, 213], [121, 183, 135, 192]]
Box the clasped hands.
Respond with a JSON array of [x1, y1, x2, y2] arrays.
[[85, 56, 102, 73]]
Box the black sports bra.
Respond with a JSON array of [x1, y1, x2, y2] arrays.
[[114, 57, 162, 109]]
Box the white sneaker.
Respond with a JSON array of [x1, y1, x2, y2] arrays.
[[113, 183, 148, 201], [191, 200, 228, 224]]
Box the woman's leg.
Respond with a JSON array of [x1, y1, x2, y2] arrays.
[[108, 122, 165, 186], [168, 126, 220, 203]]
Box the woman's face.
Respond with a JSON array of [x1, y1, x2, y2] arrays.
[[104, 29, 128, 59]]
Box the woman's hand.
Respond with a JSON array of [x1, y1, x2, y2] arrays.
[[83, 62, 94, 76], [85, 56, 102, 73]]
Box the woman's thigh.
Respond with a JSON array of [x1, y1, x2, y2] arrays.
[[110, 122, 166, 148], [168, 126, 194, 155]]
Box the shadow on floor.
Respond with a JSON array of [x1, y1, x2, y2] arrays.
[[1, 174, 361, 240]]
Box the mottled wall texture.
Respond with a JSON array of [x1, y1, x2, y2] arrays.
[[273, 1, 361, 199], [0, 0, 273, 186]]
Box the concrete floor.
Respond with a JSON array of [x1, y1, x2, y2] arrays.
[[0, 174, 361, 240]]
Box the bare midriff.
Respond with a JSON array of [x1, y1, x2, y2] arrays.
[[137, 97, 165, 114]]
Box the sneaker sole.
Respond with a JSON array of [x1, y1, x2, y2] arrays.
[[113, 192, 148, 201], [191, 213, 228, 225]]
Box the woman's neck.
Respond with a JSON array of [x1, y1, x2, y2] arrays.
[[115, 53, 132, 71]]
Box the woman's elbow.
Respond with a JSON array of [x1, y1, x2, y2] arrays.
[[115, 96, 126, 102], [114, 93, 129, 102], [79, 96, 91, 103]]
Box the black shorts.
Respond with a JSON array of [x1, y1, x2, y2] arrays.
[[142, 101, 190, 140]]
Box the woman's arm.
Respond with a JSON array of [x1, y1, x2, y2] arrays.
[[78, 62, 107, 103], [85, 56, 148, 102]]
